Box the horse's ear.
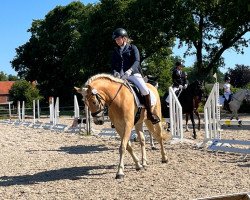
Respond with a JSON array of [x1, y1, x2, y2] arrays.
[[74, 87, 88, 96]]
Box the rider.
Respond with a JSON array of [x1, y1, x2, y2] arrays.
[[164, 61, 188, 130], [111, 28, 160, 124], [165, 61, 188, 104], [223, 75, 232, 111]]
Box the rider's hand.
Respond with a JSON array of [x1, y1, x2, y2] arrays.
[[125, 68, 132, 76], [114, 71, 120, 78], [179, 85, 183, 89], [121, 69, 132, 80], [183, 84, 188, 89], [121, 73, 129, 80]]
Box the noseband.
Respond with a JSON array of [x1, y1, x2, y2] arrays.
[[86, 89, 105, 117]]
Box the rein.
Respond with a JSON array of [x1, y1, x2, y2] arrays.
[[87, 83, 124, 117]]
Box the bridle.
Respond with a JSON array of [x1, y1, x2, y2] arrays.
[[85, 83, 124, 117]]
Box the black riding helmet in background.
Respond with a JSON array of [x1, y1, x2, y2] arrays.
[[112, 28, 128, 40]]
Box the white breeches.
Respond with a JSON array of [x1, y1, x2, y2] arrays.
[[128, 73, 149, 96]]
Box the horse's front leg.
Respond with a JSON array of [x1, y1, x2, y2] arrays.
[[116, 125, 137, 179], [185, 113, 190, 132], [135, 122, 148, 167], [195, 110, 201, 130], [190, 113, 196, 139]]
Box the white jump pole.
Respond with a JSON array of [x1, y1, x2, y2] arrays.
[[17, 101, 21, 121]]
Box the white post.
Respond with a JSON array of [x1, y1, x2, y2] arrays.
[[37, 99, 40, 120], [49, 97, 54, 124], [74, 95, 80, 118], [22, 101, 25, 121], [54, 97, 59, 125], [33, 100, 36, 124], [17, 101, 21, 121], [8, 102, 12, 120]]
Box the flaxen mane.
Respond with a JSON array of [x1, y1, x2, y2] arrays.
[[85, 73, 124, 86]]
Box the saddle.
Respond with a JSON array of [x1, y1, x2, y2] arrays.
[[125, 81, 156, 124]]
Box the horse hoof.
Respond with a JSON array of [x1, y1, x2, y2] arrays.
[[115, 174, 124, 179], [162, 159, 168, 163], [193, 134, 197, 139], [151, 147, 158, 150]]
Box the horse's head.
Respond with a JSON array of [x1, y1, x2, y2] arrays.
[[189, 80, 203, 97], [74, 86, 105, 125]]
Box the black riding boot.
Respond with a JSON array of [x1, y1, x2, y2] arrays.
[[144, 94, 160, 124]]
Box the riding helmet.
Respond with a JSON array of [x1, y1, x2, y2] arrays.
[[112, 28, 128, 40], [175, 61, 184, 67]]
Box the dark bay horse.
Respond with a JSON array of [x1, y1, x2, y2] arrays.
[[185, 84, 203, 132], [178, 80, 203, 139], [75, 74, 171, 179], [162, 80, 202, 139]]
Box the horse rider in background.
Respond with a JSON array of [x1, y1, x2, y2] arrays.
[[165, 61, 188, 104], [223, 75, 233, 111], [111, 28, 160, 124], [164, 61, 188, 129]]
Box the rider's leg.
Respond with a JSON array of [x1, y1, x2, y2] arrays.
[[144, 94, 160, 124], [128, 74, 160, 124]]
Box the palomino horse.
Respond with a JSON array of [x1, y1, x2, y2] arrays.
[[75, 74, 171, 179], [226, 89, 250, 120]]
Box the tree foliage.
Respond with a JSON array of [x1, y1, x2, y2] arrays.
[[227, 64, 250, 88], [11, 0, 250, 104], [9, 80, 42, 107]]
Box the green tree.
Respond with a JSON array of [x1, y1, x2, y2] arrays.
[[0, 71, 8, 81], [11, 2, 92, 105], [227, 64, 250, 87], [9, 80, 42, 107]]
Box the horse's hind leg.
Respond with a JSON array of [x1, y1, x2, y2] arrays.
[[190, 113, 196, 139], [135, 122, 148, 167], [145, 121, 168, 163]]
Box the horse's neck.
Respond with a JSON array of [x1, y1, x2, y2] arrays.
[[234, 90, 246, 102], [95, 80, 124, 103]]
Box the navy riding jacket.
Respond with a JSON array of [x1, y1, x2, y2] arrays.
[[172, 69, 188, 87], [111, 43, 142, 75]]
